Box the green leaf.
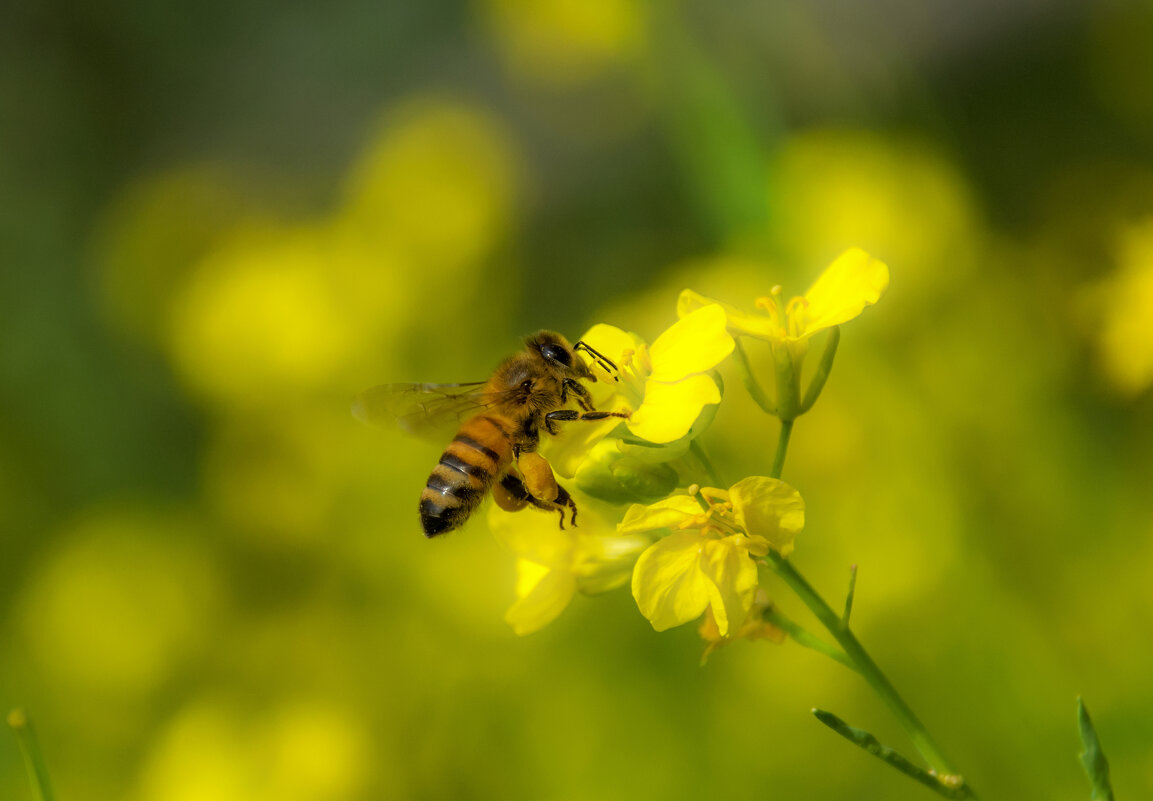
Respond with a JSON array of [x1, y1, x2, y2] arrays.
[[1077, 698, 1115, 801], [812, 708, 973, 799]]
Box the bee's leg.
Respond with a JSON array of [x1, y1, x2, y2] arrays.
[[573, 341, 619, 378], [517, 451, 559, 502], [498, 471, 576, 529], [493, 472, 530, 512], [561, 378, 595, 411], [517, 451, 580, 529], [557, 483, 577, 527], [545, 409, 631, 425]]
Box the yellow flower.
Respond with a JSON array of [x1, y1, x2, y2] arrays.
[[1092, 220, 1153, 396], [620, 478, 804, 636], [698, 590, 785, 664], [488, 497, 651, 635], [679, 248, 888, 418], [547, 305, 734, 477], [679, 247, 889, 356]]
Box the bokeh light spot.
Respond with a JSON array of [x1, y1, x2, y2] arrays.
[[20, 507, 219, 696], [480, 0, 646, 87]]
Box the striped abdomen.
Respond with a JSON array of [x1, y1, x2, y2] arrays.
[[420, 414, 514, 537]]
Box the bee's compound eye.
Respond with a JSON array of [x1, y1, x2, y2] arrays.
[[540, 343, 571, 367]]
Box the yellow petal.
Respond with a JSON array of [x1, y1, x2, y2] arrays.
[[631, 531, 711, 631], [578, 323, 644, 367], [678, 289, 780, 339], [627, 373, 721, 444], [729, 476, 805, 556], [617, 495, 703, 533], [698, 538, 760, 637], [798, 248, 889, 336], [505, 560, 577, 635], [648, 304, 734, 382]]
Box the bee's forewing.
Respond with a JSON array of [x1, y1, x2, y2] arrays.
[[352, 382, 490, 438]]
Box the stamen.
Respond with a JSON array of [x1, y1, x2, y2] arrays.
[[785, 296, 810, 337], [637, 344, 653, 375], [754, 296, 777, 315]]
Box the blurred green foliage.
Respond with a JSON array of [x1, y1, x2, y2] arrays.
[[3, 1, 1153, 799]]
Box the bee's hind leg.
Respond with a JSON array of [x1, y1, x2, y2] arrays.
[[498, 472, 578, 530], [553, 483, 578, 529]]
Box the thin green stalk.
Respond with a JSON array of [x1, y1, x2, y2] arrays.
[[761, 606, 855, 670], [842, 564, 858, 626], [689, 439, 723, 487], [765, 551, 966, 786], [8, 709, 56, 801], [770, 419, 793, 479]]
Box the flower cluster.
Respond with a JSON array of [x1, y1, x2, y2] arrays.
[[488, 248, 888, 645], [623, 478, 802, 636]]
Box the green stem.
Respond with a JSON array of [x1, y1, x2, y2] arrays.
[[761, 606, 855, 670], [689, 439, 723, 487], [765, 552, 964, 782], [770, 419, 793, 480], [7, 709, 56, 801]]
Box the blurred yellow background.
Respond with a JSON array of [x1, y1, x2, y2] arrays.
[[3, 2, 1153, 799]]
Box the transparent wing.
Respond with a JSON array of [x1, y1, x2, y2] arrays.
[[352, 381, 491, 438]]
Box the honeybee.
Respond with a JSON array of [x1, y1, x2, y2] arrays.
[[354, 332, 629, 537]]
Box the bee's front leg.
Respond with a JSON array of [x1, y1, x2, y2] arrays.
[[545, 408, 631, 425], [561, 378, 595, 411]]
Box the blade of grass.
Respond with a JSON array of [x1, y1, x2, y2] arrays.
[[1077, 698, 1114, 801]]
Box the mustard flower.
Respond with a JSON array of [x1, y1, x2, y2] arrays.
[[620, 477, 804, 637], [698, 590, 785, 663], [679, 248, 889, 355], [679, 248, 888, 418], [488, 497, 651, 635], [545, 304, 734, 478]]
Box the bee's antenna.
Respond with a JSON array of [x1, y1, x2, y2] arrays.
[[573, 341, 619, 381]]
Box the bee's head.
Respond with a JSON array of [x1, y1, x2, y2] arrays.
[[524, 331, 593, 379]]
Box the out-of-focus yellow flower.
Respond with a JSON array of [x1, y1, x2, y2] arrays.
[[481, 0, 646, 88], [342, 99, 519, 271], [488, 497, 651, 635], [94, 166, 256, 346], [1092, 221, 1153, 396], [137, 696, 370, 801], [621, 478, 803, 636], [20, 508, 219, 697], [680, 248, 889, 358], [547, 305, 734, 476], [769, 129, 977, 304], [167, 225, 360, 406]]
